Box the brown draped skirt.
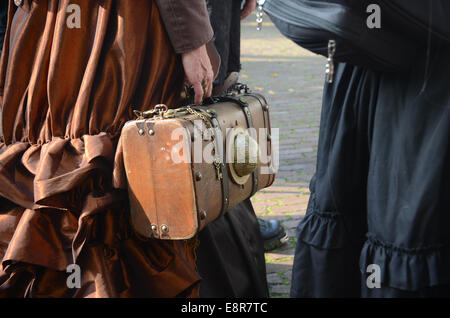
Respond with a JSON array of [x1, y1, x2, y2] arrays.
[[0, 0, 199, 297]]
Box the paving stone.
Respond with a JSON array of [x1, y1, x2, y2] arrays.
[[270, 284, 291, 295], [279, 196, 311, 206], [267, 273, 283, 284], [251, 200, 280, 209], [268, 203, 308, 214], [259, 184, 305, 192], [287, 228, 298, 238], [252, 192, 304, 200], [258, 215, 296, 222], [266, 251, 294, 261], [284, 271, 293, 283], [265, 262, 293, 274], [282, 220, 302, 230], [268, 248, 296, 258]]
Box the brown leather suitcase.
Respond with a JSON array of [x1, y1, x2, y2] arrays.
[[122, 85, 276, 240]]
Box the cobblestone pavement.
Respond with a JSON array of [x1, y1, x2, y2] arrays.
[[241, 16, 326, 298]]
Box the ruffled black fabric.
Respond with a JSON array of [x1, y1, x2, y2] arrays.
[[291, 193, 363, 297], [291, 191, 365, 298], [360, 234, 450, 292], [296, 196, 348, 250], [291, 216, 362, 297]]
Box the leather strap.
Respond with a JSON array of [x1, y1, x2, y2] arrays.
[[219, 96, 259, 197], [248, 93, 275, 185]]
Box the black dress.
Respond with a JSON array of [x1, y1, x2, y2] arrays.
[[291, 37, 450, 298], [260, 0, 450, 298]]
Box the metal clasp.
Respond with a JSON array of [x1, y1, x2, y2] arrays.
[[154, 104, 168, 119], [226, 83, 250, 96], [133, 104, 169, 120]]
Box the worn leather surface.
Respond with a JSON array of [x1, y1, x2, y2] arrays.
[[123, 119, 199, 240]]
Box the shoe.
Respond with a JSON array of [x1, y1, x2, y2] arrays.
[[212, 71, 240, 96], [258, 218, 289, 252]]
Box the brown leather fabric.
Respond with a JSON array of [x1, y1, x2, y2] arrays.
[[0, 0, 202, 297]]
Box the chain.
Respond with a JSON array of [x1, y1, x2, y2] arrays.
[[186, 107, 208, 122], [186, 107, 213, 129], [256, 0, 265, 31], [325, 40, 336, 84]]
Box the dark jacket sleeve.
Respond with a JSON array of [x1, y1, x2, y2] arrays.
[[155, 0, 214, 54]]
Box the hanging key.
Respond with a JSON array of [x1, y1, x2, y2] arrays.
[[213, 159, 223, 181]]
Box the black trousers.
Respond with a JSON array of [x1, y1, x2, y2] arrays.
[[207, 0, 242, 87]]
